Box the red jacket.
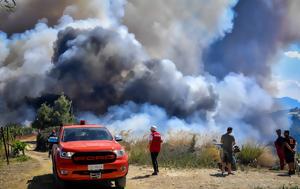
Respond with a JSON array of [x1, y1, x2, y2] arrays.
[[149, 131, 162, 153], [274, 136, 284, 157]]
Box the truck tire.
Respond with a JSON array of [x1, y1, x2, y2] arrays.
[[115, 176, 126, 189]]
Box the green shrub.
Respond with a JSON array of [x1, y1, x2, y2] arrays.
[[238, 143, 264, 166], [16, 155, 30, 162], [11, 140, 27, 156]]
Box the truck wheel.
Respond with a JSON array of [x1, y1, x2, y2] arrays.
[[115, 176, 126, 189]]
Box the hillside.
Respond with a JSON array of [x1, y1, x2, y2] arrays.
[[276, 97, 300, 110], [290, 108, 300, 151]]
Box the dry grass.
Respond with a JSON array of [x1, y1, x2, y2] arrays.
[[257, 147, 276, 168], [237, 143, 278, 168], [121, 130, 220, 168], [0, 155, 39, 189], [120, 130, 279, 169]]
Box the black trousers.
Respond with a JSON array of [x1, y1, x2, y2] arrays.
[[151, 152, 159, 172]]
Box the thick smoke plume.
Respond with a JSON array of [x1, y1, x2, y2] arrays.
[[123, 0, 238, 75], [0, 0, 295, 141], [50, 26, 217, 117]]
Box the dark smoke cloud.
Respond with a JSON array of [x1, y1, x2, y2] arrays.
[[203, 0, 286, 83], [123, 59, 217, 116], [50, 27, 217, 116], [0, 0, 125, 34], [0, 0, 69, 34]]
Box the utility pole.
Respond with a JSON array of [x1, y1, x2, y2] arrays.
[[1, 127, 9, 165]]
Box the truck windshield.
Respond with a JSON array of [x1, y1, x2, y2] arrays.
[[62, 127, 113, 142]]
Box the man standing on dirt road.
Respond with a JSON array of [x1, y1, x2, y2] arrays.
[[274, 129, 285, 170], [48, 130, 57, 158], [148, 125, 163, 175], [221, 127, 235, 176], [283, 130, 297, 175]]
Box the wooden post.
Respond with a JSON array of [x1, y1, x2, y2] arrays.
[[6, 127, 10, 156], [1, 127, 9, 165]]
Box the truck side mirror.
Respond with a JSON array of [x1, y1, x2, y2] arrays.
[[114, 135, 123, 142], [48, 136, 58, 144]]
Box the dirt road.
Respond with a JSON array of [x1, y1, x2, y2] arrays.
[[1, 138, 300, 189]]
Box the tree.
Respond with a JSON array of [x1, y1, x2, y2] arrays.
[[32, 103, 53, 130], [52, 95, 75, 126], [32, 94, 75, 130], [33, 95, 75, 151]]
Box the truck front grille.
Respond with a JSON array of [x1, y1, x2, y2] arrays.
[[72, 151, 116, 165]]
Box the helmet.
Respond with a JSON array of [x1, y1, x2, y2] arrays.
[[150, 125, 157, 131]]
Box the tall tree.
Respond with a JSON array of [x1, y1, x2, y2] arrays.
[[52, 95, 75, 126], [32, 95, 75, 129], [32, 103, 53, 129]]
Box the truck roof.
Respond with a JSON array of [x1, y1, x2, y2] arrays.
[[62, 124, 105, 128]]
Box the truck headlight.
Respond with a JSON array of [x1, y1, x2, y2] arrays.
[[60, 151, 74, 159], [114, 149, 125, 158]]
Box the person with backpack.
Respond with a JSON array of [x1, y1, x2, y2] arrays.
[[283, 130, 297, 175], [221, 127, 236, 175]]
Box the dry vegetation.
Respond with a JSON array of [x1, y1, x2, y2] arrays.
[[120, 130, 279, 169]]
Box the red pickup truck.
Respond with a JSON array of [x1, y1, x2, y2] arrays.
[[49, 122, 128, 188]]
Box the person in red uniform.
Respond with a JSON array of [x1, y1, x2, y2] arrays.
[[148, 125, 163, 175], [283, 130, 297, 175], [274, 129, 285, 170]]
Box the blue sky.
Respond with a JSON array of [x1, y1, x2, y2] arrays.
[[273, 44, 300, 100]]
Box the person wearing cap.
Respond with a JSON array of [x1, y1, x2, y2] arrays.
[[283, 130, 297, 175], [274, 129, 285, 170], [148, 125, 163, 175], [221, 127, 235, 175]]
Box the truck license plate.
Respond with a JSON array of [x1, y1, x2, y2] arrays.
[[90, 172, 101, 179], [88, 164, 103, 171]]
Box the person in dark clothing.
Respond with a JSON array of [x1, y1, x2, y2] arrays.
[[148, 125, 163, 175], [274, 129, 285, 170], [48, 130, 57, 158], [283, 130, 297, 175]]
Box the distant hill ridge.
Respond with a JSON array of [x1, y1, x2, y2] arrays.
[[275, 97, 300, 110]]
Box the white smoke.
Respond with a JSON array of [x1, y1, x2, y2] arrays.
[[79, 102, 207, 139], [123, 0, 238, 75]]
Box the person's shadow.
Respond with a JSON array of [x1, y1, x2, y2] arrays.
[[277, 173, 291, 177], [209, 173, 226, 177], [131, 174, 151, 180]]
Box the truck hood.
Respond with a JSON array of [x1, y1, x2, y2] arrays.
[[60, 140, 121, 152]]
